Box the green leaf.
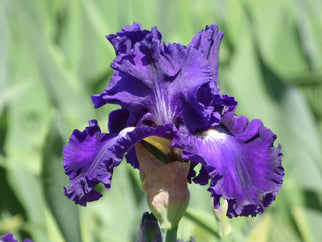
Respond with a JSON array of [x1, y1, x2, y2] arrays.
[[294, 0, 322, 70], [269, 214, 302, 242], [292, 206, 322, 242], [0, 108, 8, 156], [11, 0, 94, 134], [247, 215, 271, 242], [251, 0, 310, 77], [183, 208, 219, 239], [0, 166, 25, 231], [42, 120, 82, 242], [6, 160, 48, 241], [0, 0, 9, 90], [79, 162, 141, 242]]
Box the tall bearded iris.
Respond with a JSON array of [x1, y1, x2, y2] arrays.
[[63, 23, 284, 219]]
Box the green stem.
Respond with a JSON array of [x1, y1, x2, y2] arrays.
[[184, 209, 220, 238], [162, 226, 178, 242]]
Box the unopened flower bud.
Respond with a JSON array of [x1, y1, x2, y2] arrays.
[[135, 142, 190, 230], [137, 212, 162, 242]]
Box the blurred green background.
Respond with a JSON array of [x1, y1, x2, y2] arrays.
[[1, 0, 322, 241]]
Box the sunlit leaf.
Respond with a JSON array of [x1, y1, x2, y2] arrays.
[[247, 215, 271, 242], [42, 121, 82, 242]]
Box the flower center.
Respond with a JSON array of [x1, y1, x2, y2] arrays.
[[143, 136, 183, 163]]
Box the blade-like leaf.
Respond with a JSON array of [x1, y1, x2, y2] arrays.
[[42, 120, 82, 242]]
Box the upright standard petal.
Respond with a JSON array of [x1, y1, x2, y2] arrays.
[[92, 24, 224, 131], [189, 23, 224, 86], [93, 23, 232, 137], [174, 112, 284, 217], [93, 41, 215, 126], [106, 22, 161, 55], [63, 118, 177, 206]]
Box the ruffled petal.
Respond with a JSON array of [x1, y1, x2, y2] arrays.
[[0, 233, 33, 242], [125, 147, 139, 169], [181, 91, 237, 134], [63, 120, 177, 206], [92, 26, 216, 128], [0, 233, 18, 242], [173, 113, 284, 217], [108, 108, 138, 133], [63, 120, 115, 205], [106, 22, 161, 55], [189, 23, 224, 85]]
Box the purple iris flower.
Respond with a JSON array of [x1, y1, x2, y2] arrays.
[[63, 23, 284, 218], [0, 233, 33, 242], [0, 234, 17, 242]]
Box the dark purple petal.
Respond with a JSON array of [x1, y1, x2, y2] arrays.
[[186, 160, 209, 185], [189, 24, 224, 85], [63, 120, 177, 206], [0, 234, 33, 242], [125, 147, 139, 169], [192, 165, 210, 185], [92, 24, 161, 109], [106, 22, 161, 55], [181, 92, 215, 134], [108, 109, 137, 133], [181, 92, 237, 134], [0, 234, 18, 242], [92, 26, 216, 128], [63, 120, 115, 205], [173, 113, 283, 217]]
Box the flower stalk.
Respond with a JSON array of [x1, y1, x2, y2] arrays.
[[213, 199, 231, 238], [161, 226, 178, 242]]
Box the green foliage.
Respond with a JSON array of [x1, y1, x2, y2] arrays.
[[1, 0, 322, 241]]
